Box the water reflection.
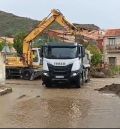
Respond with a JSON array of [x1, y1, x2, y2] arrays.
[[8, 97, 90, 128]]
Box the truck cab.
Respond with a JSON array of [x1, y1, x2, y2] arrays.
[[41, 42, 90, 88]]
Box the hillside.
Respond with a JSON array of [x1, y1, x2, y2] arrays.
[[0, 10, 100, 37], [0, 11, 39, 37]]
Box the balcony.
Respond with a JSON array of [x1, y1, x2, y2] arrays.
[[106, 45, 120, 53]]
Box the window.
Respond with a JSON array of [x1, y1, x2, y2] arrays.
[[32, 50, 38, 62], [108, 38, 116, 46], [109, 57, 116, 66], [43, 46, 78, 59]]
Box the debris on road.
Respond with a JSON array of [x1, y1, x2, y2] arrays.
[[36, 95, 40, 98], [17, 94, 26, 99], [0, 86, 12, 96], [95, 83, 120, 97]]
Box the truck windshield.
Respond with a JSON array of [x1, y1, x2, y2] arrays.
[[43, 46, 78, 59]]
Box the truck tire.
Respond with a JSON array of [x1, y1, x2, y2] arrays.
[[22, 70, 31, 80], [45, 82, 51, 88], [6, 69, 10, 79], [75, 75, 81, 88]]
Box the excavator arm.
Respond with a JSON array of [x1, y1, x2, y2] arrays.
[[23, 9, 78, 65]]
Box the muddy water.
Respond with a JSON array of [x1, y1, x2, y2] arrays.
[[7, 98, 90, 128], [0, 78, 120, 128]]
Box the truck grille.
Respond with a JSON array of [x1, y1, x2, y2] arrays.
[[47, 64, 73, 79]]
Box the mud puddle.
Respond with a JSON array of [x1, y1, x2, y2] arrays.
[[7, 97, 91, 128], [96, 83, 120, 97]]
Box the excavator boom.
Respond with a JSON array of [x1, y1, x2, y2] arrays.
[[23, 9, 78, 65]]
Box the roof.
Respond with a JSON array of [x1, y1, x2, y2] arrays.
[[48, 29, 104, 41], [0, 37, 14, 44], [105, 29, 120, 37]]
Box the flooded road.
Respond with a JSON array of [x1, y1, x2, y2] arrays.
[[0, 78, 120, 128]]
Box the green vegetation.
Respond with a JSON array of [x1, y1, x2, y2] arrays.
[[0, 11, 39, 37], [13, 32, 27, 55], [110, 66, 120, 75], [0, 11, 63, 37], [87, 44, 102, 67], [102, 66, 120, 77], [0, 41, 5, 51]]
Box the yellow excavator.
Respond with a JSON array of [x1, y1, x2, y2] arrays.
[[6, 9, 81, 80]]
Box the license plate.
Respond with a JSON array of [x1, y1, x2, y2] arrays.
[[55, 76, 64, 79]]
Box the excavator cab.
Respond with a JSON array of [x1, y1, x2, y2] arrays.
[[32, 48, 42, 67]]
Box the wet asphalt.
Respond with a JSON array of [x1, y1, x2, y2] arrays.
[[0, 78, 120, 128]]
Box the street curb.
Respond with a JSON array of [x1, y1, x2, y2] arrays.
[[0, 86, 12, 96]]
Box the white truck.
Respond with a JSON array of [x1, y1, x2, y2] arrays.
[[41, 42, 90, 88]]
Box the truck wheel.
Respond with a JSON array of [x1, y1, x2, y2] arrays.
[[45, 82, 51, 88], [6, 69, 10, 79], [75, 75, 81, 88], [22, 70, 31, 80]]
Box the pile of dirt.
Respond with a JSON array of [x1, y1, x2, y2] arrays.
[[95, 83, 120, 97], [90, 67, 106, 78], [0, 86, 12, 96], [90, 68, 113, 78], [91, 71, 106, 78]]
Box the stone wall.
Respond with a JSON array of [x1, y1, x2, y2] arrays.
[[0, 53, 5, 85]]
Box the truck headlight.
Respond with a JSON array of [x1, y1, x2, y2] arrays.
[[72, 73, 77, 76], [71, 71, 79, 77], [43, 71, 49, 76]]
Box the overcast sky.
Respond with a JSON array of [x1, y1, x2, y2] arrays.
[[0, 0, 120, 29]]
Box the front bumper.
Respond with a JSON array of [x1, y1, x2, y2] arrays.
[[42, 70, 80, 84]]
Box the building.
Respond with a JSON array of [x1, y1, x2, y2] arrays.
[[47, 29, 105, 47], [0, 37, 14, 44], [80, 29, 105, 51], [0, 37, 16, 53], [103, 29, 120, 66]]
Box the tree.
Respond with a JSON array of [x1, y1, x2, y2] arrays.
[[0, 41, 5, 51], [13, 32, 27, 55], [87, 44, 102, 67]]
